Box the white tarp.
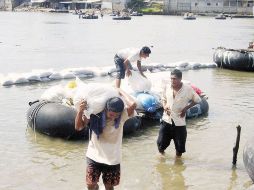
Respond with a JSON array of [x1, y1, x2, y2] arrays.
[[70, 0, 101, 3], [31, 0, 47, 3]]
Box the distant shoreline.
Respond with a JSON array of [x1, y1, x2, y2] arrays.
[[1, 8, 254, 18]]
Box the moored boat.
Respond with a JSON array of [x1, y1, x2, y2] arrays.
[[82, 14, 99, 19], [49, 9, 69, 13], [183, 12, 196, 20], [213, 47, 254, 71], [112, 16, 131, 20], [130, 11, 143, 16], [215, 14, 226, 19]]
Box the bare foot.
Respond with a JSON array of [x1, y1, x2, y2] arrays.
[[156, 152, 166, 162], [176, 151, 182, 158]]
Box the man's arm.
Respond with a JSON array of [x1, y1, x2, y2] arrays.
[[137, 60, 146, 78], [180, 101, 197, 118], [180, 89, 201, 118], [123, 59, 132, 77], [75, 100, 89, 131], [118, 88, 137, 116], [161, 84, 171, 116]]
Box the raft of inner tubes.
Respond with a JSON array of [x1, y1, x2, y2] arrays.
[[26, 100, 142, 140], [213, 47, 254, 71], [26, 95, 209, 140], [243, 137, 254, 182]]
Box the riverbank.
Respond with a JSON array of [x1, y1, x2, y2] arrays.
[[4, 7, 253, 18]]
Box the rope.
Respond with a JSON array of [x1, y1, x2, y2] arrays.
[[250, 52, 254, 68], [28, 101, 51, 137], [220, 51, 223, 68], [217, 47, 254, 54]]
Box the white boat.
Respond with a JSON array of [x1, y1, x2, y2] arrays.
[[130, 11, 143, 16], [183, 12, 196, 20], [112, 16, 131, 20], [215, 14, 226, 20]]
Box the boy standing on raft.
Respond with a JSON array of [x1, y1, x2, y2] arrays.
[[75, 88, 136, 190], [157, 69, 201, 158], [114, 46, 151, 88]]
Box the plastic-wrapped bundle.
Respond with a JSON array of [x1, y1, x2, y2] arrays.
[[73, 83, 119, 119], [135, 92, 159, 113], [127, 71, 151, 93], [41, 85, 69, 103]]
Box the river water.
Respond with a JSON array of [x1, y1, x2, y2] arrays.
[[0, 12, 254, 190]]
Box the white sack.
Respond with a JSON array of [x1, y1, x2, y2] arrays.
[[127, 71, 151, 93], [73, 83, 119, 119], [49, 73, 63, 80], [41, 85, 68, 103]]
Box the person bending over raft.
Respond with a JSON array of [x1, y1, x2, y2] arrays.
[[157, 69, 201, 158], [114, 46, 151, 88], [75, 88, 136, 190]]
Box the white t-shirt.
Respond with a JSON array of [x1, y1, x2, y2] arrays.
[[161, 83, 201, 126], [116, 48, 141, 63], [86, 109, 129, 165]]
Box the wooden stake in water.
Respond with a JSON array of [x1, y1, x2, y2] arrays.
[[232, 125, 241, 166]]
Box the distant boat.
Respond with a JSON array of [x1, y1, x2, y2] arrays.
[[130, 11, 143, 16], [183, 12, 196, 20], [49, 9, 69, 13], [213, 47, 254, 72], [82, 14, 98, 19], [112, 16, 131, 20], [215, 14, 226, 20]]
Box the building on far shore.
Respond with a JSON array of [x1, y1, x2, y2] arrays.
[[0, 0, 14, 10], [164, 0, 254, 15], [27, 0, 129, 11], [30, 0, 102, 10], [3, 0, 253, 15], [112, 0, 130, 10]]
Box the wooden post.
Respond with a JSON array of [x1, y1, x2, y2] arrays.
[[232, 125, 241, 166]]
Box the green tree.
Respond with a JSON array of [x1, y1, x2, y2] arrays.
[[127, 0, 146, 11]]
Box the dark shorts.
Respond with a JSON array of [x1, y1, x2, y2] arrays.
[[157, 120, 187, 154], [114, 54, 133, 79], [86, 157, 120, 187]]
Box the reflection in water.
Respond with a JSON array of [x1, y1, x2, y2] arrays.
[[26, 127, 85, 169], [44, 21, 68, 24], [227, 167, 238, 190], [155, 157, 187, 190], [229, 167, 254, 190]]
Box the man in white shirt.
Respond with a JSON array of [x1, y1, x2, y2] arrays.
[[157, 69, 201, 157], [114, 46, 151, 88], [75, 89, 136, 190]]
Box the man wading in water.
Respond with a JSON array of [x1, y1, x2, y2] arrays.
[[157, 69, 201, 158], [75, 88, 136, 190]]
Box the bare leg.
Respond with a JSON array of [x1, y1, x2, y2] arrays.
[[104, 185, 114, 190], [158, 150, 165, 157], [116, 78, 121, 88], [176, 151, 182, 158], [87, 184, 99, 190]]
